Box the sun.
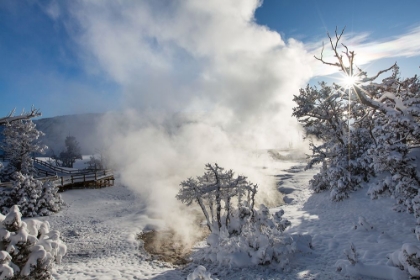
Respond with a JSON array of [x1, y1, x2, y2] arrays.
[[342, 75, 358, 89]]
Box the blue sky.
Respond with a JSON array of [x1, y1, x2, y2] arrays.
[[0, 0, 419, 118]]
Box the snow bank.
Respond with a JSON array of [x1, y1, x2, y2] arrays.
[[187, 265, 218, 280], [388, 243, 420, 277]]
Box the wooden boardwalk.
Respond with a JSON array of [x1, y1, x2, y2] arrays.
[[0, 158, 115, 191], [55, 170, 115, 191]]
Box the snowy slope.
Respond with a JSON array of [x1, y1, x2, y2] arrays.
[[39, 159, 417, 279]]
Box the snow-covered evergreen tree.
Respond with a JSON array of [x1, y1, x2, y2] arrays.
[[1, 172, 63, 217], [0, 119, 47, 181], [0, 205, 66, 279]]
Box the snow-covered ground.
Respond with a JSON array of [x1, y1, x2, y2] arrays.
[[35, 159, 418, 279], [36, 156, 95, 171]]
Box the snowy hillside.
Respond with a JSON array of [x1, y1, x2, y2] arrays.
[[29, 158, 417, 279], [33, 113, 104, 156]]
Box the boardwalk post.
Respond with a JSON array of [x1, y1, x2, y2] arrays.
[[71, 176, 74, 185], [83, 174, 86, 188], [61, 177, 64, 187]]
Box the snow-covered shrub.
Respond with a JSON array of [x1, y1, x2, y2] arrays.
[[0, 172, 63, 217], [293, 82, 373, 201], [308, 160, 329, 193], [345, 243, 358, 265], [388, 243, 420, 278], [0, 205, 66, 279], [353, 216, 373, 231], [187, 265, 217, 280], [337, 243, 408, 279], [177, 165, 295, 268], [203, 205, 295, 268], [0, 119, 47, 181]]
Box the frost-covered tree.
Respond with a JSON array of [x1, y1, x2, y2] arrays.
[[0, 108, 41, 126], [293, 75, 373, 200], [58, 136, 82, 168], [363, 69, 420, 219], [177, 164, 295, 267], [177, 163, 257, 233], [0, 172, 63, 217], [1, 119, 47, 181], [0, 205, 66, 279], [85, 155, 104, 170], [296, 28, 420, 219]]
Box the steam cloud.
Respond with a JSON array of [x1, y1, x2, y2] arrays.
[[64, 0, 314, 238]]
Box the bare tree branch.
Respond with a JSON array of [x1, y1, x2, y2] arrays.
[[0, 106, 41, 125], [361, 63, 397, 82], [314, 27, 348, 73]]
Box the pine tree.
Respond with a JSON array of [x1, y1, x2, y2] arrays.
[[1, 119, 47, 181], [0, 205, 66, 279], [1, 172, 63, 217], [58, 136, 82, 168]]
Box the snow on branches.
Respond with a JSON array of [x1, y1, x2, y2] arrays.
[[293, 82, 373, 201], [0, 107, 41, 126], [388, 243, 420, 278], [294, 28, 420, 214], [0, 119, 47, 181], [0, 205, 66, 280], [177, 163, 258, 233], [0, 173, 63, 217], [177, 164, 295, 268]]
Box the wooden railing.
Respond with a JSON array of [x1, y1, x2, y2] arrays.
[[0, 157, 115, 191], [56, 170, 114, 191], [33, 158, 94, 175]]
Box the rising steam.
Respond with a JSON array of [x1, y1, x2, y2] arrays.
[[63, 0, 314, 241]]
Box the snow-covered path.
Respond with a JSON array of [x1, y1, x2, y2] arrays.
[[41, 159, 418, 279]]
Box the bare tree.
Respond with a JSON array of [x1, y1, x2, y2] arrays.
[[177, 163, 257, 233]]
